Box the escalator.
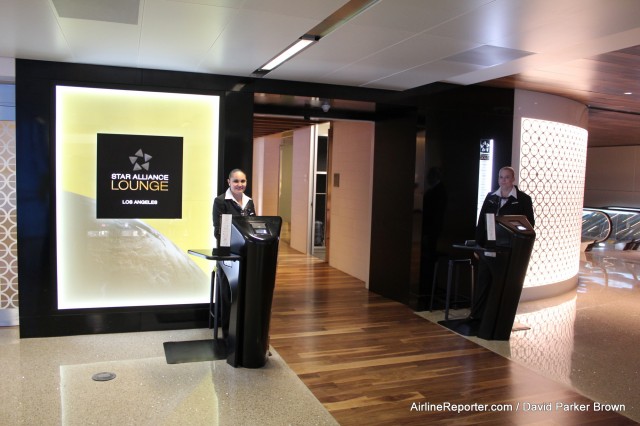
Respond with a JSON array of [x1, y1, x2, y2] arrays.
[[582, 207, 640, 251]]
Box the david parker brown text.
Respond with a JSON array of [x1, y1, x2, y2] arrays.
[[410, 401, 626, 413]]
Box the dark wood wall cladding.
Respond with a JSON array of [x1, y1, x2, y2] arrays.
[[587, 108, 640, 147]]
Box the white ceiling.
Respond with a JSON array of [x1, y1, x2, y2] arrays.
[[2, 0, 640, 91]]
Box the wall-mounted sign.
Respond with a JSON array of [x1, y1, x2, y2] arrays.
[[477, 138, 494, 220], [96, 133, 183, 219]]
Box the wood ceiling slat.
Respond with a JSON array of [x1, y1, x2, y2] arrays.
[[253, 116, 317, 138]]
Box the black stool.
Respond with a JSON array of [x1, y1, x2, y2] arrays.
[[430, 257, 475, 320], [209, 265, 222, 338]]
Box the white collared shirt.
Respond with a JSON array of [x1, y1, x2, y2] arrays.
[[225, 188, 252, 209], [492, 187, 517, 207]]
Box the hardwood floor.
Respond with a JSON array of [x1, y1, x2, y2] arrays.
[[269, 244, 634, 425]]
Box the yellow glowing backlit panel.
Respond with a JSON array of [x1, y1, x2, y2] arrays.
[[55, 86, 218, 309], [519, 117, 588, 287]]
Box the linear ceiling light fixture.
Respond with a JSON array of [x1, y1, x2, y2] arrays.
[[252, 0, 380, 77], [254, 35, 319, 76]]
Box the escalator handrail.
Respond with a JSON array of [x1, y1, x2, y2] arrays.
[[582, 208, 613, 243]]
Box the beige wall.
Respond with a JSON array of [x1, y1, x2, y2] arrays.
[[329, 121, 374, 285], [279, 135, 293, 224], [584, 146, 640, 208], [252, 121, 374, 285], [252, 135, 280, 216], [263, 136, 281, 216], [252, 137, 265, 214]]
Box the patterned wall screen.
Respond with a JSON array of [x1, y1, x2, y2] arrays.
[[0, 121, 17, 311], [519, 117, 588, 287]]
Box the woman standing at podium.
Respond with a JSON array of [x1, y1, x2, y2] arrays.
[[471, 166, 534, 321], [213, 169, 256, 240], [212, 169, 256, 336]]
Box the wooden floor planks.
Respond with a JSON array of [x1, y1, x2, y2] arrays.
[[269, 245, 634, 425]]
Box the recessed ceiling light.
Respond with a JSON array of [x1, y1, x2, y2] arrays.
[[624, 92, 633, 95], [258, 36, 317, 72], [253, 0, 381, 77]]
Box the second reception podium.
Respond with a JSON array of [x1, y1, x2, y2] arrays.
[[440, 214, 535, 340]]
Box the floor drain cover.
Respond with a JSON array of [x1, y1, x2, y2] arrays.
[[92, 372, 116, 381]]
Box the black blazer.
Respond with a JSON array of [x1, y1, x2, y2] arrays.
[[475, 186, 535, 246], [212, 193, 256, 242]]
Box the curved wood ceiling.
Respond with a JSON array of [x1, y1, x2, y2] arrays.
[[482, 45, 640, 147]]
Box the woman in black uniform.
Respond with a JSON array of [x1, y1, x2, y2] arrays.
[[212, 169, 255, 336]]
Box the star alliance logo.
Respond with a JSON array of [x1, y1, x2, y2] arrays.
[[129, 149, 152, 171]]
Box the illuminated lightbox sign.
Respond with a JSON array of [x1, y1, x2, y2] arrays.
[[96, 133, 183, 218], [477, 138, 494, 220]]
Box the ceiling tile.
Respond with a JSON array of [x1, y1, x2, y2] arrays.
[[319, 32, 479, 87], [169, 0, 242, 7], [240, 0, 349, 20], [200, 9, 320, 75], [351, 0, 494, 32], [0, 0, 71, 60], [57, 19, 141, 66], [138, 0, 237, 70], [363, 60, 484, 90], [51, 0, 140, 24], [268, 20, 414, 81], [444, 45, 533, 67]]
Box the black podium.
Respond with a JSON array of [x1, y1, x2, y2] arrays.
[[219, 216, 282, 368], [439, 215, 535, 340], [166, 216, 281, 367]]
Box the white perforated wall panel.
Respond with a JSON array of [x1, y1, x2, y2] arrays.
[[519, 117, 588, 287]]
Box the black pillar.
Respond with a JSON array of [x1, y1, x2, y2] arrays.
[[220, 90, 254, 194], [369, 109, 418, 304]]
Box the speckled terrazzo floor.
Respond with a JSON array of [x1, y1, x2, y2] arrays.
[[417, 247, 640, 423], [0, 327, 338, 425]]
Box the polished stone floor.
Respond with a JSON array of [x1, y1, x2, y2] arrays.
[[0, 327, 337, 425], [418, 247, 640, 423]]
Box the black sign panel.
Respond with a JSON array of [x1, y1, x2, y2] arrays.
[[96, 134, 183, 218]]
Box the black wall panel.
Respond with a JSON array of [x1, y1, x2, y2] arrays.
[[15, 58, 515, 337], [422, 85, 515, 252], [16, 59, 252, 337], [220, 90, 254, 193], [369, 110, 418, 304]]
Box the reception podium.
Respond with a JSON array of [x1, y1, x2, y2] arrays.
[[168, 216, 281, 367], [219, 216, 282, 368], [439, 215, 535, 340]]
